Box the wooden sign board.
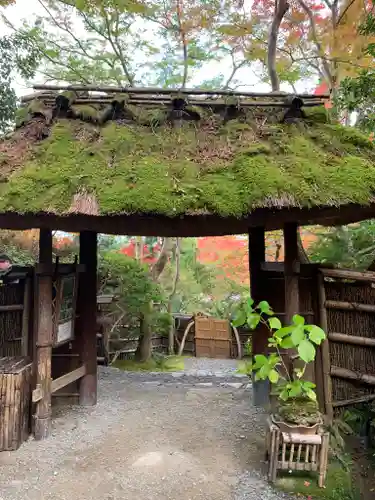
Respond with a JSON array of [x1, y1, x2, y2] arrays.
[[53, 274, 78, 346]]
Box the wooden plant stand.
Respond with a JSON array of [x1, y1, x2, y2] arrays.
[[266, 418, 329, 487]]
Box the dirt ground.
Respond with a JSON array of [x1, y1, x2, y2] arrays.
[[0, 366, 287, 500]]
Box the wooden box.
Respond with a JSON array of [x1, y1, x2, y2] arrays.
[[195, 317, 231, 358], [0, 357, 32, 451]]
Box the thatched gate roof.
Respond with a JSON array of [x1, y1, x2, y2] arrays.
[[0, 86, 374, 236]]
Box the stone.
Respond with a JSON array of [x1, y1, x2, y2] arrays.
[[221, 382, 243, 389]]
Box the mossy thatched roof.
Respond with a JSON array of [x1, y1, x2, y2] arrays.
[[1, 89, 375, 235]]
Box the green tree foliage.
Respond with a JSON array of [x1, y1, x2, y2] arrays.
[[308, 221, 375, 269], [99, 250, 162, 315], [0, 30, 40, 134], [337, 11, 375, 131], [6, 0, 320, 91]]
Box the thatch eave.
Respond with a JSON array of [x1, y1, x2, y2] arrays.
[[1, 86, 375, 235], [0, 202, 374, 237]]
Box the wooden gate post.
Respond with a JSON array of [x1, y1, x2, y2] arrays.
[[283, 223, 300, 325], [78, 231, 98, 406], [248, 226, 269, 406], [283, 223, 311, 380], [34, 229, 53, 440]]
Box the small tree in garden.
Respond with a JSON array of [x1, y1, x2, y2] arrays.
[[233, 298, 326, 426], [99, 251, 166, 362]]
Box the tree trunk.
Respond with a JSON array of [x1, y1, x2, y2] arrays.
[[151, 238, 175, 281], [167, 238, 180, 355], [135, 238, 177, 362], [135, 301, 153, 362], [267, 0, 310, 266], [268, 0, 289, 92], [297, 230, 310, 263]]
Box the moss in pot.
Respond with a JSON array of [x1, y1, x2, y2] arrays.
[[232, 298, 326, 433]]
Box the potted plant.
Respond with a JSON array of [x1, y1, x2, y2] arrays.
[[232, 298, 326, 434]]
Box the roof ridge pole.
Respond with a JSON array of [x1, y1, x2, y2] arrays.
[[248, 226, 270, 407], [34, 229, 53, 440], [32, 84, 330, 100], [77, 231, 98, 406]]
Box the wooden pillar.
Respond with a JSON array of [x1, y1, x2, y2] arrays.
[[248, 227, 269, 407], [283, 223, 300, 325], [283, 223, 315, 381], [34, 229, 53, 440], [78, 231, 98, 406]]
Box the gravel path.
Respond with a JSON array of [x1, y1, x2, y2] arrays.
[[0, 359, 291, 500]]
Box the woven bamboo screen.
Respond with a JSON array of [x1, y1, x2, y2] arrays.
[[325, 280, 375, 404], [0, 281, 27, 357]]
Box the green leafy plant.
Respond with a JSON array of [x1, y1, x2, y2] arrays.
[[232, 298, 326, 424]]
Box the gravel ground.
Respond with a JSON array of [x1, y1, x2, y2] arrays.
[[0, 359, 291, 500]]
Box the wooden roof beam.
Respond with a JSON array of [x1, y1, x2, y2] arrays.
[[32, 83, 330, 100]]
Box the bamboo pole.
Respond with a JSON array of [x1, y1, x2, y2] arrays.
[[317, 272, 333, 421], [23, 97, 327, 108], [332, 393, 375, 408], [325, 300, 375, 313], [328, 332, 375, 347], [21, 278, 31, 357], [0, 371, 3, 450], [0, 304, 23, 312], [33, 83, 330, 99], [320, 268, 375, 282], [331, 365, 375, 385], [34, 229, 53, 440], [22, 91, 325, 104]]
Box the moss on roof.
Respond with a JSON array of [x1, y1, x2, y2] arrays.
[[1, 100, 375, 218]]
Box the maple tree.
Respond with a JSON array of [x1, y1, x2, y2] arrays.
[[337, 9, 375, 131], [247, 0, 372, 93]]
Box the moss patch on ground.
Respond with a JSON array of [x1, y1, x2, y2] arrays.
[[113, 355, 185, 372], [276, 461, 360, 499], [2, 105, 375, 216]]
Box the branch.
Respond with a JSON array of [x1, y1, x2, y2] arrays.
[[167, 238, 180, 354], [223, 53, 247, 89], [168, 238, 180, 304], [34, 43, 92, 83], [268, 0, 290, 91], [336, 0, 356, 26], [37, 0, 94, 61], [176, 0, 188, 88], [297, 0, 333, 86], [102, 9, 134, 86]]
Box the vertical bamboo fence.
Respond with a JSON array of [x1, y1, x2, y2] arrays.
[[0, 357, 32, 450], [318, 268, 375, 414]]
